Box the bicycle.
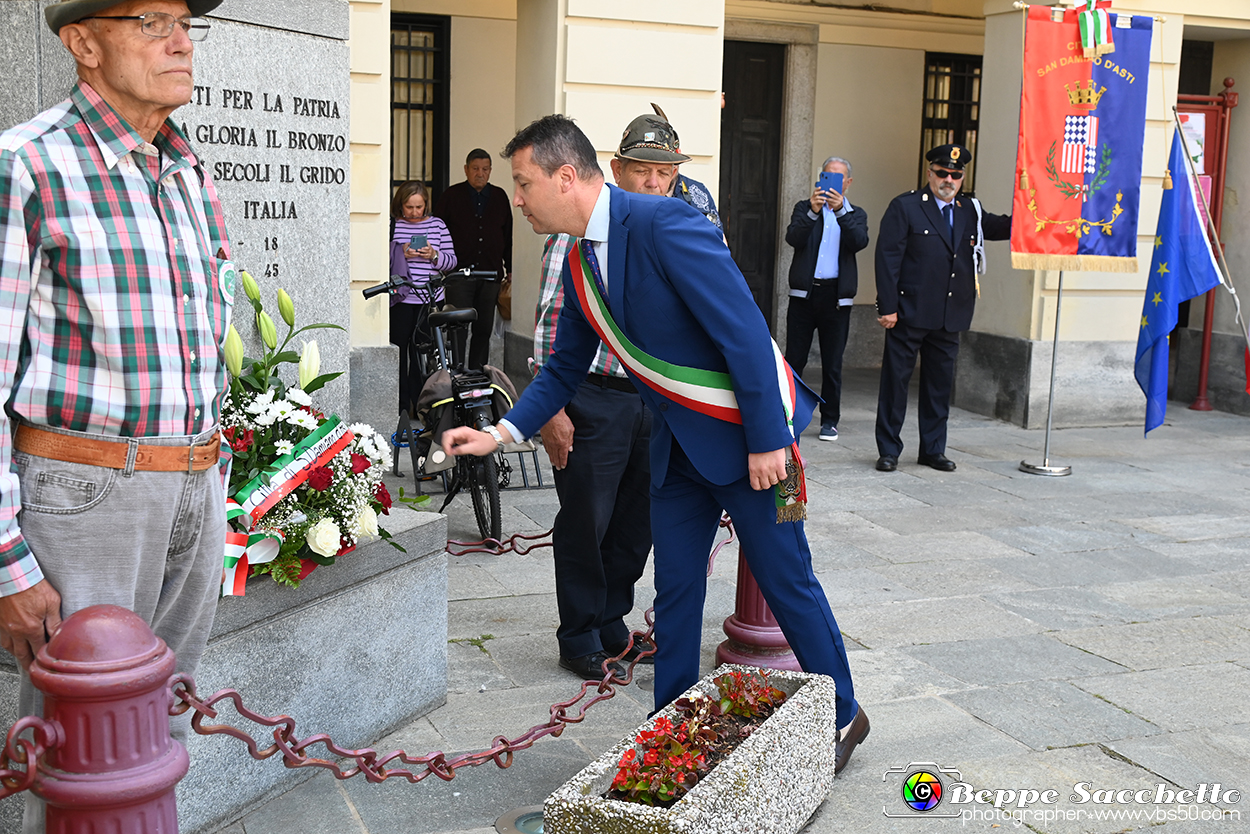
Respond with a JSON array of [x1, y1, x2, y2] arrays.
[[362, 269, 505, 541]]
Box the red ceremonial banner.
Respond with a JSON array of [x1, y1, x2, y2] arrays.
[[1012, 3, 1152, 273]]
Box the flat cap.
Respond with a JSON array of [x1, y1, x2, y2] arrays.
[[926, 144, 971, 170], [46, 0, 224, 34], [615, 114, 690, 164]]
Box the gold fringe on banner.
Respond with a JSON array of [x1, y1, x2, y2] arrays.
[[1011, 252, 1139, 273]]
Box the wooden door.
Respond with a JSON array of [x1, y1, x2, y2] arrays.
[[720, 41, 785, 325]]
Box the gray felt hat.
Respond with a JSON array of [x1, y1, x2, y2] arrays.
[[615, 113, 691, 164], [46, 0, 224, 34]]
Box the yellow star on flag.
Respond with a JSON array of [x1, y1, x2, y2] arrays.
[[1152, 292, 1163, 306], [1141, 315, 1148, 329], [1157, 262, 1169, 277], [1154, 235, 1163, 249]]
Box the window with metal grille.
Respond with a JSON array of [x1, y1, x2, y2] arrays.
[[918, 53, 983, 195], [391, 14, 449, 200]]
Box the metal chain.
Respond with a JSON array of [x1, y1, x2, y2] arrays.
[[0, 717, 62, 799], [166, 518, 737, 785], [446, 528, 554, 556]]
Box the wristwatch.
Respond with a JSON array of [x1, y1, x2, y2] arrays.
[[483, 425, 506, 452]]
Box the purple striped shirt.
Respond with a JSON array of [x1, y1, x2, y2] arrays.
[[392, 216, 456, 304]]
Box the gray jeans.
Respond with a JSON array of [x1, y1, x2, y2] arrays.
[[16, 426, 224, 831]]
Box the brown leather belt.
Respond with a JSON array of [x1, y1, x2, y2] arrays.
[[14, 425, 221, 472]]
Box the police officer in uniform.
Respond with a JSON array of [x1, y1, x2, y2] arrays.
[[873, 144, 1011, 472]]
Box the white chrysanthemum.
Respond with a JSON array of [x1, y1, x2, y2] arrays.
[[274, 440, 295, 456], [348, 422, 372, 437], [287, 388, 312, 407], [287, 411, 318, 430], [254, 411, 277, 427], [268, 400, 295, 420]]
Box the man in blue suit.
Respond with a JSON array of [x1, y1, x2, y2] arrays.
[[444, 115, 869, 773]]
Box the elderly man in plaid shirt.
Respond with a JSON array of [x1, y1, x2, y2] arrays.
[[0, 0, 232, 752], [534, 113, 701, 680]]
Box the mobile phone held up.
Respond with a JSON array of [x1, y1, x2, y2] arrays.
[[410, 234, 428, 250], [817, 171, 844, 195]]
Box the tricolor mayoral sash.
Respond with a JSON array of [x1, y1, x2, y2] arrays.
[[568, 242, 808, 522], [1012, 2, 1153, 272]]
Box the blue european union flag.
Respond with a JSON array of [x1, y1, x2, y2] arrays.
[[1134, 133, 1224, 435]]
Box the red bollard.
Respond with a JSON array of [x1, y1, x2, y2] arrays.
[[29, 605, 188, 832], [716, 553, 801, 672]]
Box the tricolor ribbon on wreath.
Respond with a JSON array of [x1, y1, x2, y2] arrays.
[[567, 242, 808, 523], [220, 416, 356, 596]]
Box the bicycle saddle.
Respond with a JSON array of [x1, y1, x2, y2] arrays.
[[429, 309, 478, 327]]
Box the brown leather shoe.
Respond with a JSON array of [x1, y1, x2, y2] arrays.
[[834, 707, 870, 774]]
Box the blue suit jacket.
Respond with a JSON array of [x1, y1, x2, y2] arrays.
[[507, 185, 818, 488]]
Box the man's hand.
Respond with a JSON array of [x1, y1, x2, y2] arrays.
[[540, 409, 574, 469], [748, 449, 788, 492], [809, 187, 827, 215], [0, 581, 62, 671], [877, 312, 898, 329], [825, 188, 844, 212], [443, 424, 514, 457]]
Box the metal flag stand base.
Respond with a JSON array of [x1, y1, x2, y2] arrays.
[[1020, 270, 1072, 477]]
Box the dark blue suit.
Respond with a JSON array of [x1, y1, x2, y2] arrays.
[[506, 186, 858, 724]]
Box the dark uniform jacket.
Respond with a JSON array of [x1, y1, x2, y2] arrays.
[[874, 186, 1011, 332], [785, 199, 870, 300], [434, 181, 513, 279]]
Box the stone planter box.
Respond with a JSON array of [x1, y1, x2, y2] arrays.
[[545, 666, 839, 834], [0, 508, 449, 834]]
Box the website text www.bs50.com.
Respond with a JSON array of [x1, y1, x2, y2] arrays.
[[883, 762, 1242, 826]]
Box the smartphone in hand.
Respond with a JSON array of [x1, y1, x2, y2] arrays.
[[817, 171, 844, 194], [410, 234, 428, 250]]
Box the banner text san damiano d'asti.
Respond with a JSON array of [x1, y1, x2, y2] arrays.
[[1012, 3, 1154, 273]]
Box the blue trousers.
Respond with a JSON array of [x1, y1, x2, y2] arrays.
[[650, 439, 858, 727]]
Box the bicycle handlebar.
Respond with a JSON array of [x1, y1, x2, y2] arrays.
[[361, 268, 504, 301]]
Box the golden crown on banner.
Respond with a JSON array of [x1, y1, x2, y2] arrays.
[[1064, 80, 1107, 109]]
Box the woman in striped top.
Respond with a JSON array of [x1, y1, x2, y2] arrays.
[[390, 181, 457, 415]]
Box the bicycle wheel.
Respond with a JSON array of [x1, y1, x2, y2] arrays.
[[466, 408, 502, 541]]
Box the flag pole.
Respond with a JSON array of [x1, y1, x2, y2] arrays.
[[1171, 107, 1250, 358], [1020, 270, 1073, 476]]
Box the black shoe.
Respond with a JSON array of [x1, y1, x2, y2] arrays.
[[917, 453, 956, 472], [559, 652, 624, 681], [875, 455, 898, 472], [606, 636, 656, 665]]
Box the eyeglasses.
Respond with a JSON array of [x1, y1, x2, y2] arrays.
[[81, 12, 211, 41], [930, 168, 964, 181]]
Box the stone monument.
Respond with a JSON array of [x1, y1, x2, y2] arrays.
[[0, 2, 449, 831]]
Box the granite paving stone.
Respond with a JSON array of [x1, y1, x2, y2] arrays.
[[988, 587, 1152, 630], [855, 504, 1029, 536], [905, 634, 1127, 687], [810, 567, 923, 608], [944, 680, 1161, 750], [860, 529, 1033, 564], [1106, 723, 1250, 804], [952, 745, 1180, 834], [240, 778, 365, 834], [982, 523, 1160, 555], [1056, 617, 1250, 670], [1097, 575, 1250, 618], [1117, 513, 1250, 541], [839, 596, 1046, 649], [839, 647, 969, 703], [983, 546, 1207, 588], [876, 557, 1040, 597], [1073, 663, 1250, 732]]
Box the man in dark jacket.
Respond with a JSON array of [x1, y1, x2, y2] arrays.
[[873, 144, 1011, 472], [784, 157, 869, 442], [435, 149, 513, 369]]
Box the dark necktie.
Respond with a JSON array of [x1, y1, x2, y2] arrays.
[[580, 238, 608, 304], [941, 203, 954, 247]]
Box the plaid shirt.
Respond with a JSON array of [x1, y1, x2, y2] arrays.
[[534, 234, 623, 377], [0, 82, 234, 595]]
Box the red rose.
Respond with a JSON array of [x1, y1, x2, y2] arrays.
[[374, 482, 392, 513], [350, 453, 371, 474], [308, 466, 333, 491]]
